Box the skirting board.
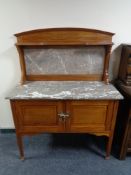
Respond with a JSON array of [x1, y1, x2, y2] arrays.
[[0, 129, 15, 133]]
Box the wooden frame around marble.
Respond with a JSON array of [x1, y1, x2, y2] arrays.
[[14, 28, 114, 84]]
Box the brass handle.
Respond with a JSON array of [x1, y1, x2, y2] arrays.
[[58, 113, 70, 120]]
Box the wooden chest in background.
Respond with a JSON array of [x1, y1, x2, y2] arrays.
[[115, 44, 131, 159], [118, 45, 131, 85]]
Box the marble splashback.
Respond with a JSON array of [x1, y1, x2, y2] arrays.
[[24, 46, 105, 75]]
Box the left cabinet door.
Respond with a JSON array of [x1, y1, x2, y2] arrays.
[[11, 100, 65, 133]]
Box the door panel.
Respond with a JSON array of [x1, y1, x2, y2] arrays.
[[14, 100, 64, 132], [72, 105, 107, 124], [22, 106, 57, 125], [66, 100, 113, 132]]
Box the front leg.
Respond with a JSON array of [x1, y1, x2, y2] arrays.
[[16, 134, 24, 160], [105, 134, 113, 159]]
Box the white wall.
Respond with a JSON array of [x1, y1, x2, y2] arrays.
[[0, 0, 131, 128]]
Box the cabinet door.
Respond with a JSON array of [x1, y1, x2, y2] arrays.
[[65, 100, 114, 133], [12, 100, 64, 133]]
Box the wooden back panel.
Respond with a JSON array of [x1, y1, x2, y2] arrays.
[[15, 28, 114, 84]]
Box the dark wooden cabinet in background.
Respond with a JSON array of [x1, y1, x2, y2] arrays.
[[115, 44, 131, 159], [118, 45, 131, 85]]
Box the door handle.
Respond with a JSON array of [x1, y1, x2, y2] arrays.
[[58, 113, 70, 121]]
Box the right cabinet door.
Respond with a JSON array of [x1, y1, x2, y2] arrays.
[[66, 100, 114, 133]]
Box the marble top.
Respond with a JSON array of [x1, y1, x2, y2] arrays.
[[6, 81, 123, 100]]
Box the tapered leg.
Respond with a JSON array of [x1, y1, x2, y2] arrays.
[[105, 135, 113, 159], [16, 134, 24, 160]]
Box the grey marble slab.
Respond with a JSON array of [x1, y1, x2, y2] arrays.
[[24, 47, 105, 75], [6, 81, 123, 100]]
